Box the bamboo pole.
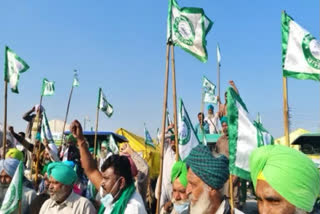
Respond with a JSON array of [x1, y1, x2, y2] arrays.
[[156, 43, 170, 214], [229, 175, 234, 214], [34, 95, 43, 184], [93, 107, 100, 159], [170, 45, 179, 161], [2, 81, 8, 159], [18, 199, 22, 214], [61, 85, 74, 146], [282, 77, 290, 146], [217, 53, 221, 98]]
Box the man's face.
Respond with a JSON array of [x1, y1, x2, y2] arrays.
[[208, 109, 213, 115], [100, 167, 122, 197], [44, 173, 50, 191], [170, 139, 176, 152], [256, 180, 296, 214], [0, 170, 12, 185], [48, 176, 71, 202], [44, 150, 51, 162], [198, 114, 203, 123], [172, 178, 188, 202], [186, 168, 212, 213], [222, 122, 228, 135]]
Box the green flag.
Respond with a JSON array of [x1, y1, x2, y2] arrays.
[[167, 0, 213, 62], [40, 111, 54, 144], [178, 98, 200, 160], [144, 124, 156, 148], [282, 12, 320, 81], [0, 161, 23, 214], [227, 87, 274, 180], [41, 78, 55, 96], [108, 134, 119, 154], [72, 70, 79, 87], [202, 76, 217, 104], [98, 88, 113, 118], [4, 46, 29, 93]]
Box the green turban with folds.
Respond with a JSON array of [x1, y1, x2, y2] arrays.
[[171, 161, 188, 188], [186, 144, 229, 189], [250, 145, 320, 212], [47, 162, 77, 185]]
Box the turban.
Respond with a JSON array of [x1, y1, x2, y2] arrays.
[[101, 140, 108, 148], [34, 104, 44, 112], [220, 116, 228, 124], [47, 162, 77, 185], [6, 148, 24, 162], [186, 144, 229, 189], [250, 145, 320, 212], [0, 158, 20, 178], [171, 161, 188, 188], [207, 104, 214, 111]]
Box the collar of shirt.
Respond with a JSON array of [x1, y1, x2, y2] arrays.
[[48, 191, 77, 209]]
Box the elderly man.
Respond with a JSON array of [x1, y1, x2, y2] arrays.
[[99, 140, 112, 170], [40, 162, 96, 214], [250, 145, 320, 214], [23, 105, 44, 140], [194, 113, 209, 135], [161, 161, 189, 214], [0, 158, 36, 214], [205, 105, 219, 134], [186, 144, 243, 214], [70, 120, 147, 214]]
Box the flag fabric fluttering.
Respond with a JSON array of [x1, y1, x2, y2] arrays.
[[144, 124, 156, 148], [254, 114, 274, 147], [282, 12, 320, 81], [217, 44, 221, 66], [4, 46, 29, 93], [166, 108, 173, 126], [72, 70, 80, 87], [0, 161, 23, 214], [108, 134, 119, 154], [202, 76, 217, 104], [227, 87, 274, 180], [98, 88, 113, 118], [41, 78, 55, 96], [167, 0, 213, 62], [156, 128, 161, 144], [178, 98, 200, 160], [40, 111, 54, 144]]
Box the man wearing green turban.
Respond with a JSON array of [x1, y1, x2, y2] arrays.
[[161, 161, 189, 214], [250, 145, 320, 214], [39, 162, 96, 214]]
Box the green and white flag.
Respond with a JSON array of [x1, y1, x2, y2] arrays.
[[0, 161, 23, 214], [178, 98, 200, 160], [72, 70, 79, 87], [202, 76, 217, 104], [254, 114, 274, 147], [98, 88, 113, 118], [282, 12, 320, 81], [41, 111, 54, 144], [156, 128, 161, 144], [227, 87, 274, 180], [108, 134, 119, 154], [41, 78, 55, 96], [4, 46, 29, 93], [167, 0, 213, 62], [217, 44, 221, 66], [166, 108, 173, 126], [144, 124, 156, 148]]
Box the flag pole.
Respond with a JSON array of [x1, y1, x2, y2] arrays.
[[93, 106, 100, 160], [61, 84, 74, 146], [229, 175, 234, 214], [170, 44, 180, 161], [217, 48, 221, 98], [2, 81, 8, 159], [18, 199, 22, 214], [156, 42, 170, 214], [283, 77, 290, 146], [34, 95, 43, 185]]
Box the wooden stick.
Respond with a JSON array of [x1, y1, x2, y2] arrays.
[[2, 81, 8, 159], [282, 77, 290, 146], [170, 44, 179, 161], [61, 85, 74, 146], [156, 43, 170, 214], [18, 199, 22, 214], [34, 95, 43, 184], [229, 175, 234, 214], [217, 49, 221, 98], [93, 107, 100, 159]]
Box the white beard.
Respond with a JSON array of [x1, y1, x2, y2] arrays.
[[189, 185, 212, 214]]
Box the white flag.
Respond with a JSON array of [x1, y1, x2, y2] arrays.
[[0, 162, 23, 214], [202, 76, 217, 104], [41, 78, 55, 96], [217, 44, 221, 66], [167, 0, 213, 62], [178, 98, 200, 160], [98, 88, 113, 118], [108, 134, 119, 154], [282, 12, 320, 81], [73, 70, 79, 87], [4, 46, 29, 93]]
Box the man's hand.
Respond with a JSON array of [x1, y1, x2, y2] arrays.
[[229, 80, 235, 86], [32, 106, 36, 112], [70, 120, 85, 142], [163, 201, 173, 213], [120, 143, 134, 155], [8, 126, 14, 134]]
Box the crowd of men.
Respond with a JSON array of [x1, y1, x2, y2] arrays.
[[0, 81, 319, 214]]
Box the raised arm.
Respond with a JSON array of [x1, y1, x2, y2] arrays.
[[70, 120, 103, 190], [9, 126, 34, 152], [22, 107, 35, 122], [229, 80, 239, 94]]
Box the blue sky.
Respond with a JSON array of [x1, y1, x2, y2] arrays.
[[0, 0, 319, 138]]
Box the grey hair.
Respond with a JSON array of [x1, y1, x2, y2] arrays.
[[294, 207, 307, 214]]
